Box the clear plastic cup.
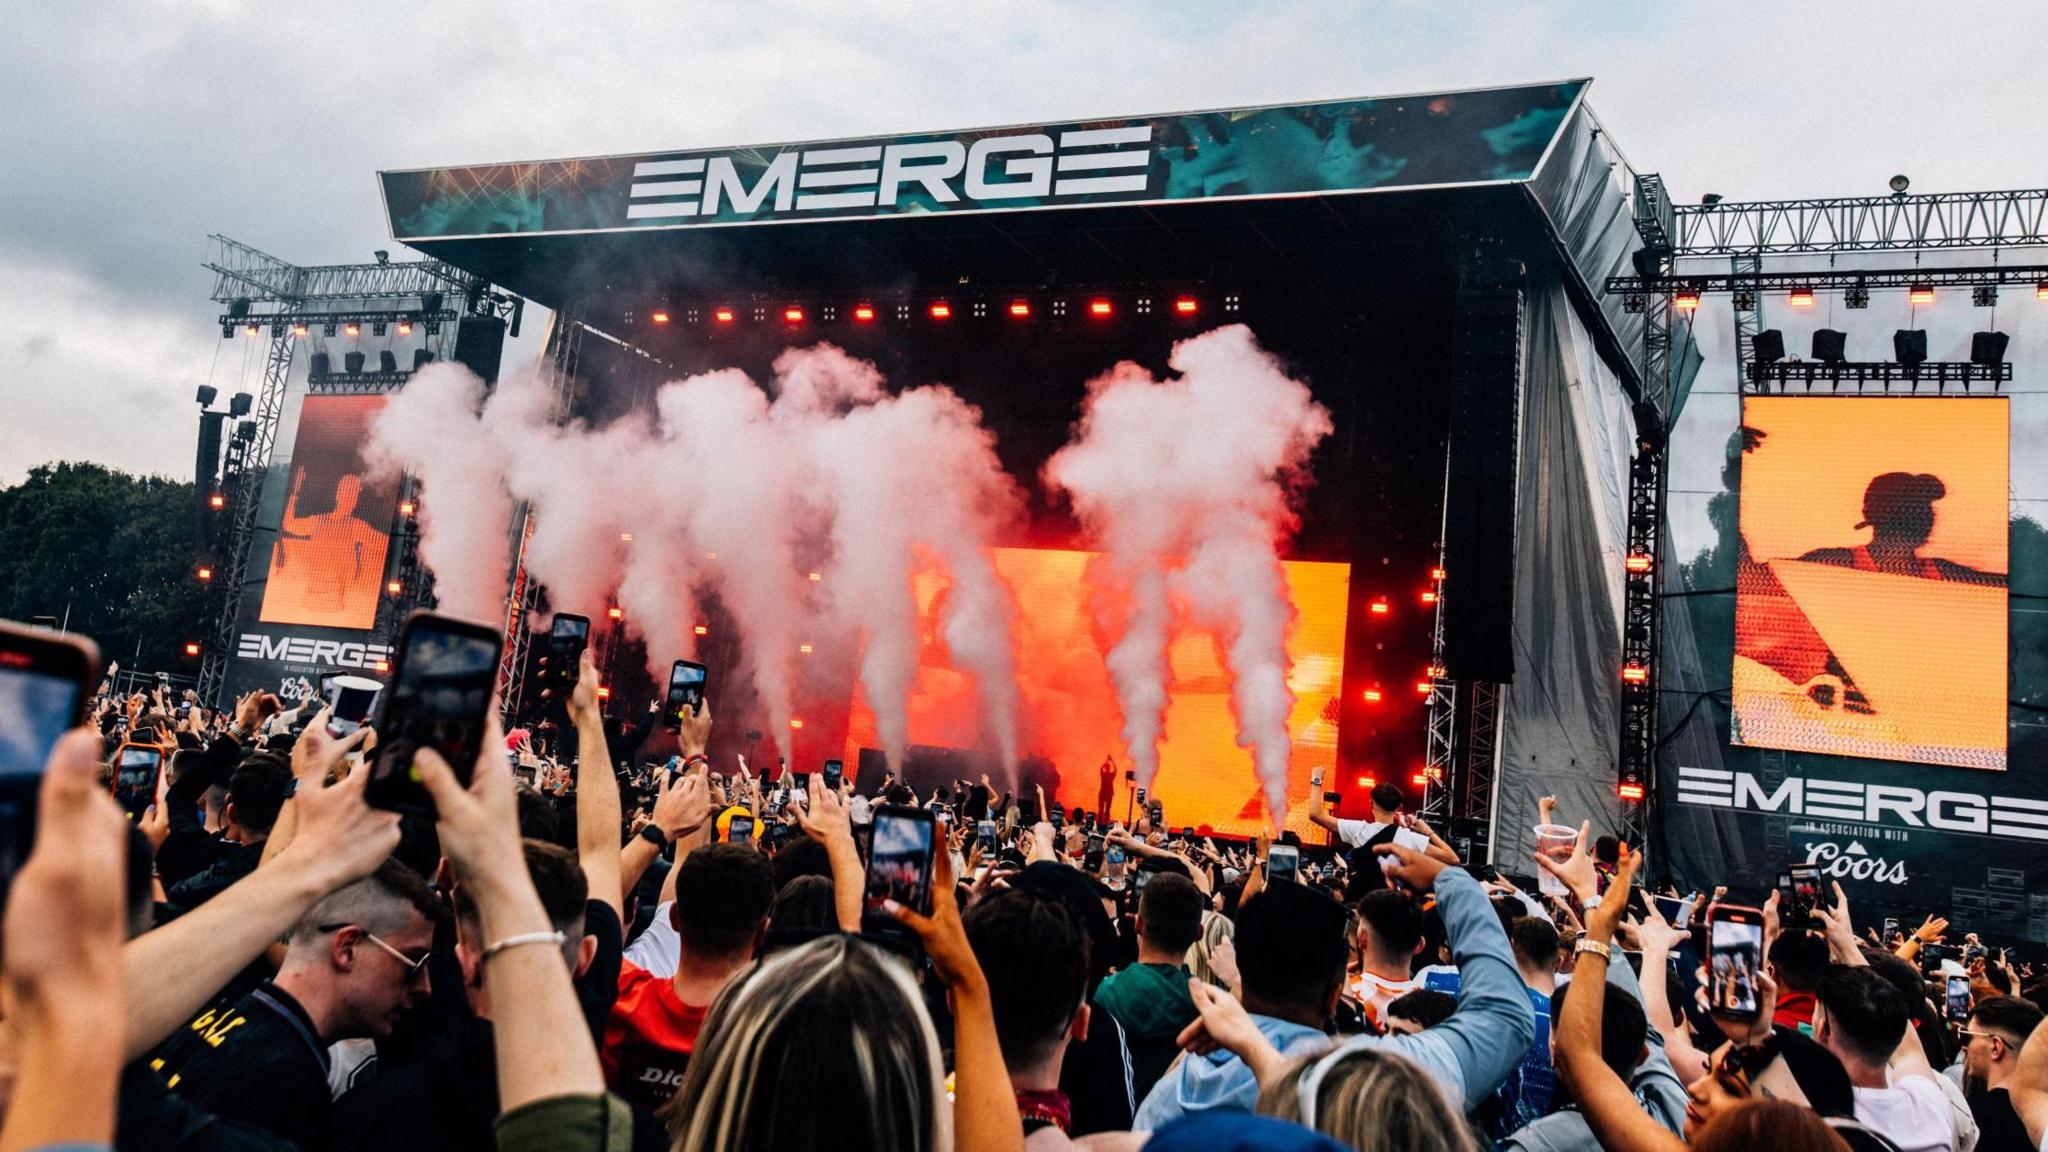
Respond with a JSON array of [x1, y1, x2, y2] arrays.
[[1534, 823, 1579, 896]]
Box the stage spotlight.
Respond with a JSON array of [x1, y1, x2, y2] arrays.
[[1787, 286, 1814, 308], [184, 642, 202, 658], [208, 493, 225, 510], [197, 566, 213, 582], [1812, 329, 1848, 363], [1088, 299, 1113, 317], [693, 624, 709, 636], [271, 322, 286, 337], [195, 385, 218, 408], [1421, 590, 1438, 605], [1621, 662, 1649, 684], [1411, 772, 1428, 787], [1971, 331, 2009, 366], [1731, 290, 1755, 312], [291, 323, 309, 337], [226, 296, 251, 320], [608, 606, 625, 620], [807, 571, 822, 582], [929, 301, 952, 320], [372, 321, 387, 336], [424, 320, 441, 335], [228, 392, 253, 417], [1701, 193, 1723, 206], [852, 304, 876, 323], [398, 321, 414, 336], [343, 351, 366, 374], [1362, 688, 1382, 704], [799, 643, 813, 654], [1893, 329, 1928, 367], [1414, 681, 1432, 695], [1174, 296, 1199, 315], [1618, 782, 1646, 801], [1631, 248, 1667, 280], [399, 500, 415, 517], [1972, 286, 1998, 308], [1673, 286, 1701, 311], [1750, 329, 1785, 363], [414, 349, 436, 369], [789, 718, 804, 730], [1008, 300, 1031, 318], [309, 352, 332, 378], [2037, 280, 2048, 301], [1430, 566, 1446, 581], [1908, 281, 1935, 305], [1624, 552, 1654, 574], [711, 307, 736, 324], [220, 322, 237, 340], [385, 580, 403, 596], [1369, 598, 1390, 616], [1844, 284, 1870, 309], [783, 306, 804, 323], [1889, 174, 1911, 195], [379, 350, 398, 372], [344, 323, 360, 337], [245, 324, 260, 337], [1356, 775, 1375, 789], [650, 309, 671, 325], [421, 291, 443, 314]]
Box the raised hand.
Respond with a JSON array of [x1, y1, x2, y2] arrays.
[[1374, 840, 1449, 895], [1531, 819, 1598, 904]]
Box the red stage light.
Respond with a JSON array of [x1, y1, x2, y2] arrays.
[[929, 302, 952, 320], [1426, 663, 1445, 678], [789, 718, 804, 730], [1624, 552, 1654, 574], [1411, 772, 1428, 786], [1174, 297, 1198, 315], [344, 323, 360, 337], [399, 500, 416, 517], [1618, 782, 1646, 801], [607, 606, 624, 620], [1415, 680, 1432, 695], [807, 571, 822, 582], [2037, 280, 2048, 301], [597, 686, 611, 700], [1362, 688, 1383, 704], [1674, 288, 1701, 311], [1430, 566, 1446, 582], [386, 580, 402, 595], [1909, 281, 1935, 305], [619, 532, 633, 542], [244, 324, 260, 337], [183, 642, 201, 658], [1088, 299, 1113, 317], [397, 322, 414, 336], [798, 643, 813, 654], [196, 566, 213, 582], [650, 310, 671, 325], [208, 493, 225, 510], [693, 624, 709, 636], [1621, 662, 1649, 684], [1369, 598, 1390, 616], [1421, 590, 1438, 605], [1009, 301, 1031, 318], [783, 307, 805, 323], [853, 304, 877, 322], [1787, 286, 1814, 308], [713, 307, 735, 324], [291, 323, 309, 337], [374, 659, 390, 674], [1356, 775, 1371, 788]]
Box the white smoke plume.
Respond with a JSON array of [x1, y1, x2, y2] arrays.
[[366, 344, 1023, 776], [365, 363, 515, 623], [1044, 325, 1332, 828]]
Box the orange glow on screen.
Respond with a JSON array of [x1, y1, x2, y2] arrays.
[[844, 547, 1351, 838], [1732, 397, 2008, 770], [258, 393, 398, 631]]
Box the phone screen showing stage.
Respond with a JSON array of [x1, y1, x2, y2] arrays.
[[369, 618, 500, 810], [864, 806, 936, 915], [667, 661, 706, 719], [0, 661, 86, 894], [1708, 911, 1765, 1018], [114, 746, 161, 818]]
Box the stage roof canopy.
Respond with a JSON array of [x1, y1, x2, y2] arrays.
[[383, 78, 1662, 391]]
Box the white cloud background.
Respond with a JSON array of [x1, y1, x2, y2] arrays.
[[3, 0, 2044, 484]]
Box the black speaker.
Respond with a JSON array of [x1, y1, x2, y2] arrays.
[[1750, 329, 1785, 363], [343, 351, 366, 374], [420, 291, 444, 315], [1892, 329, 1927, 366], [1439, 287, 1523, 683], [379, 350, 398, 373], [453, 315, 508, 384], [309, 352, 331, 378], [413, 348, 436, 370], [1812, 329, 1847, 364], [1971, 331, 2009, 366]]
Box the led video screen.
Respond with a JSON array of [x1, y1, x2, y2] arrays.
[[1732, 397, 2007, 770], [258, 394, 401, 631], [845, 547, 1351, 838]]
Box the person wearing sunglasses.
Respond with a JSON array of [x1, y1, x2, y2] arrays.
[[144, 859, 442, 1149], [1957, 996, 2044, 1152]]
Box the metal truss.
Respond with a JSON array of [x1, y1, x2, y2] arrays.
[[1460, 680, 1502, 858], [1609, 262, 2048, 296], [1672, 188, 2048, 256], [1420, 587, 1455, 823], [197, 328, 296, 705], [206, 235, 477, 304], [1618, 440, 1661, 850], [496, 316, 586, 719], [1748, 360, 2011, 392]]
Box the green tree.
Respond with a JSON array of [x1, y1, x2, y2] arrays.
[[0, 462, 210, 670]]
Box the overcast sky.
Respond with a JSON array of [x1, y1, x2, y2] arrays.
[[3, 0, 2044, 486]]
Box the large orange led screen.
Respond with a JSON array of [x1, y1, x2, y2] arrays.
[[844, 548, 1350, 839], [1732, 396, 2007, 770], [258, 394, 400, 631]]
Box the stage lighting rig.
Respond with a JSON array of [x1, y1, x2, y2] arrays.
[[228, 392, 253, 418], [195, 385, 218, 408], [1972, 286, 1998, 307]]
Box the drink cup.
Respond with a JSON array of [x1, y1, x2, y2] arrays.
[[1534, 823, 1579, 896]]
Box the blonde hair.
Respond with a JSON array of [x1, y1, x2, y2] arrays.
[[1258, 1047, 1481, 1152], [667, 935, 950, 1152], [1186, 910, 1236, 988]]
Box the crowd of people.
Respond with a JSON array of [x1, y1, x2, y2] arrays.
[[5, 643, 2048, 1152]]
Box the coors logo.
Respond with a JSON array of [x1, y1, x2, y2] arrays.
[[1800, 841, 1907, 886]]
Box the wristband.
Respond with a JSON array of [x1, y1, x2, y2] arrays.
[[638, 823, 671, 849], [1573, 938, 1614, 962], [681, 753, 709, 770], [481, 931, 566, 962]]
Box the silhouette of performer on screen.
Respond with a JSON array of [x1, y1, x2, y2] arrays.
[[1798, 472, 2005, 587], [277, 470, 386, 619]]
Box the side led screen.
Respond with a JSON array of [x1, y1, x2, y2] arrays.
[[258, 394, 400, 631], [845, 547, 1351, 838], [1732, 397, 2007, 770]]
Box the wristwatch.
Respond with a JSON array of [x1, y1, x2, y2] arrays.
[[638, 823, 672, 849], [1573, 938, 1614, 962]]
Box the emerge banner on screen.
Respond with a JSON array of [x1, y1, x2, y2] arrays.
[[1732, 396, 2007, 770], [258, 394, 400, 632]]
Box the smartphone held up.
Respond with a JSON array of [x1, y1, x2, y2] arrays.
[[366, 611, 504, 814], [0, 619, 101, 901]]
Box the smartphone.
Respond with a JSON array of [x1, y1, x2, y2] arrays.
[[1049, 804, 1065, 829], [793, 771, 810, 793], [1106, 843, 1127, 879], [1705, 903, 1766, 1020], [1882, 916, 1901, 942], [664, 660, 707, 731], [864, 805, 937, 915], [823, 759, 844, 792], [1323, 790, 1342, 805], [113, 743, 162, 821], [1787, 864, 1823, 929], [1148, 800, 1163, 824], [0, 621, 101, 896], [728, 814, 755, 843], [1135, 786, 1147, 807], [1133, 868, 1152, 894], [366, 612, 504, 813], [1381, 826, 1431, 873], [976, 819, 998, 853], [1653, 894, 1692, 930], [1921, 942, 1948, 977], [1268, 844, 1302, 884], [1946, 974, 1971, 1022], [544, 614, 590, 694], [324, 674, 383, 738]]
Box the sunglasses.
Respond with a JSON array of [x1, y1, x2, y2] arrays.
[[319, 922, 431, 982]]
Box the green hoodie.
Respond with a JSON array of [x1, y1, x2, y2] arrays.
[[1095, 962, 1197, 1040]]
